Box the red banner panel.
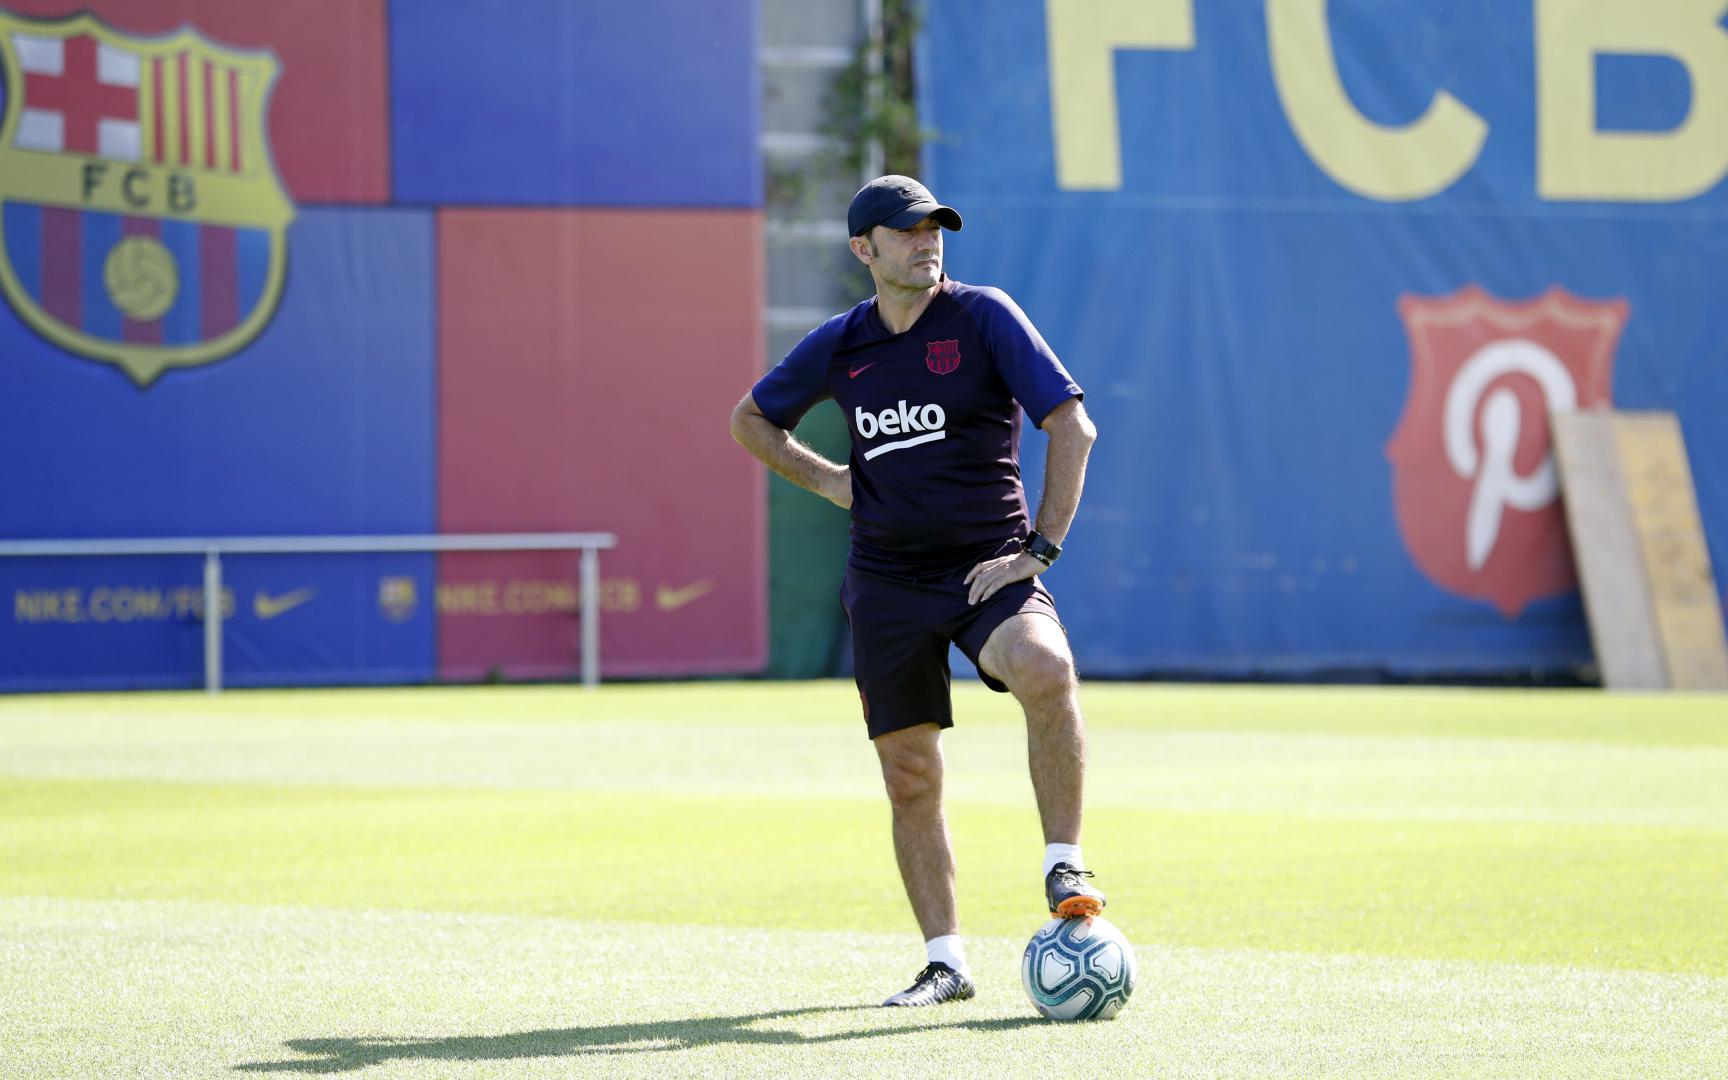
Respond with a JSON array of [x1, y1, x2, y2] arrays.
[[436, 208, 767, 679], [1, 0, 390, 203]]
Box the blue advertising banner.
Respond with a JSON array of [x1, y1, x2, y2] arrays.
[[921, 0, 1728, 676], [0, 208, 437, 689], [389, 0, 761, 207], [2, 553, 435, 691]]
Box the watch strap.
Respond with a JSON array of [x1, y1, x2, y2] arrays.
[[1025, 530, 1062, 566]]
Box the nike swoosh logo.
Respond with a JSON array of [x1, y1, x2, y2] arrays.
[[254, 587, 316, 620], [848, 363, 877, 379], [655, 579, 715, 612]]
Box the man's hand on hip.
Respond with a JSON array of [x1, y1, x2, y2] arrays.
[[964, 552, 1041, 606]]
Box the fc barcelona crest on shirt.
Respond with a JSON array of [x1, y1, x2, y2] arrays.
[[0, 11, 294, 386], [925, 339, 961, 375]]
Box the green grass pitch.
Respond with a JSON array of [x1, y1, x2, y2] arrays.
[[2, 681, 1725, 1078]]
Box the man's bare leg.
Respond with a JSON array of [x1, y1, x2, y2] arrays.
[[979, 612, 1104, 917], [873, 722, 976, 1005], [979, 613, 1084, 845], [872, 722, 959, 940]]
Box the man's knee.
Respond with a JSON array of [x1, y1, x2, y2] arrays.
[[876, 731, 943, 811], [1005, 640, 1077, 703]]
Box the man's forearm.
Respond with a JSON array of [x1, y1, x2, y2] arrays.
[[731, 408, 851, 509], [1033, 400, 1097, 546]]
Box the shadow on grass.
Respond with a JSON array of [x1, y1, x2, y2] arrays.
[[234, 1005, 1046, 1073]]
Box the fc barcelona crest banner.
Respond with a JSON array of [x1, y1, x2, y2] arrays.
[[0, 1, 770, 693], [0, 10, 292, 386]]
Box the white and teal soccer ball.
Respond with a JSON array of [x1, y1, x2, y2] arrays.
[[1021, 915, 1137, 1020]]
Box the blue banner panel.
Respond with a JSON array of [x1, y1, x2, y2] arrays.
[[225, 554, 436, 689], [389, 0, 761, 207], [0, 208, 437, 689], [5, 557, 213, 691], [2, 554, 435, 691], [921, 0, 1728, 676]]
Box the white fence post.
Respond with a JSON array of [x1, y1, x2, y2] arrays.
[[203, 549, 223, 694], [580, 546, 601, 689]]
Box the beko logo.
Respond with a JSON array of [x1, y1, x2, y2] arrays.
[[854, 400, 948, 460]]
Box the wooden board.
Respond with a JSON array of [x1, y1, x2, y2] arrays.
[[1552, 413, 1666, 689], [1614, 413, 1728, 691], [1552, 411, 1728, 691]]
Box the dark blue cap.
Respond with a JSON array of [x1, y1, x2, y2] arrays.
[[847, 175, 963, 237]]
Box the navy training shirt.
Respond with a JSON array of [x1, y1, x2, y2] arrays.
[[751, 278, 1082, 576]]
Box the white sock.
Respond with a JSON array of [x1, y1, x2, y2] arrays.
[[1043, 843, 1084, 878], [925, 934, 968, 975]]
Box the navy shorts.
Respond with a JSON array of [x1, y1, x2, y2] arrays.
[[839, 561, 1064, 740]]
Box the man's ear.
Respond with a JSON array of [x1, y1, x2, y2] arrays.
[[848, 235, 874, 266]]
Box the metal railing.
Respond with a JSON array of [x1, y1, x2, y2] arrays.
[[0, 532, 618, 693]]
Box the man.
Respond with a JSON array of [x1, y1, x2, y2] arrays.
[[729, 175, 1102, 1007]]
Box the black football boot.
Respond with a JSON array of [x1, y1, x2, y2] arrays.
[[882, 962, 976, 1007], [1045, 862, 1106, 918]]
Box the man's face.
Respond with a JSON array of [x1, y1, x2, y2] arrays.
[[858, 217, 943, 290]]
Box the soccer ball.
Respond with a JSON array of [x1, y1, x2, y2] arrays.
[[1021, 915, 1137, 1020]]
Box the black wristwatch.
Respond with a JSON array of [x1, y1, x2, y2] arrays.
[[1024, 530, 1062, 567]]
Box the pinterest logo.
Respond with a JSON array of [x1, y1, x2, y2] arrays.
[[1443, 340, 1576, 570], [1388, 287, 1627, 618]]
